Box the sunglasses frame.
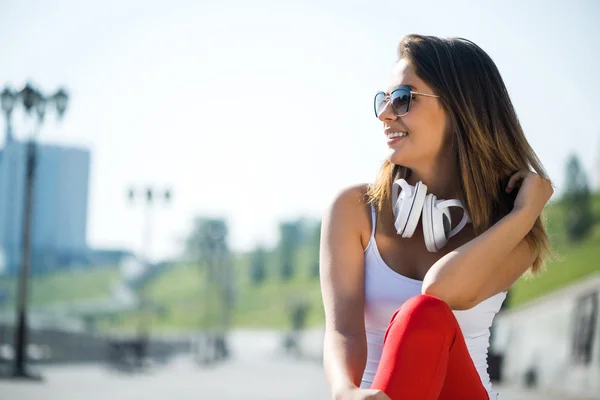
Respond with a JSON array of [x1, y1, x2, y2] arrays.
[[374, 86, 440, 118]]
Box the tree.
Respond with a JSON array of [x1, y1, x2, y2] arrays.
[[250, 246, 267, 286], [278, 221, 302, 281], [563, 154, 593, 242], [184, 217, 235, 361], [185, 218, 228, 263]]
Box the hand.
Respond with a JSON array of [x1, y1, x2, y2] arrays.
[[336, 387, 391, 400], [506, 170, 554, 217]]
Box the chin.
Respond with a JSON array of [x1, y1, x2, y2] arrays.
[[387, 148, 412, 167]]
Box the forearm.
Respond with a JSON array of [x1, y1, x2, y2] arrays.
[[423, 208, 537, 307], [323, 329, 367, 398]]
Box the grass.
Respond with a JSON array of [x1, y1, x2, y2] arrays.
[[0, 266, 120, 308], [137, 246, 324, 330], [507, 193, 600, 307]]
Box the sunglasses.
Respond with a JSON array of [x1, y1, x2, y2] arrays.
[[374, 86, 439, 118]]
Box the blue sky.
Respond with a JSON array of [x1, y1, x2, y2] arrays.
[[1, 0, 599, 261]]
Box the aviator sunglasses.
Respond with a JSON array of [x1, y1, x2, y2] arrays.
[[374, 86, 439, 118]]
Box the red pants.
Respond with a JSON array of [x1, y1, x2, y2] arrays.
[[370, 294, 490, 400]]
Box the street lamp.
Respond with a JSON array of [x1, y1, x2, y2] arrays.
[[1, 82, 69, 379], [1, 88, 16, 118], [126, 186, 171, 367]]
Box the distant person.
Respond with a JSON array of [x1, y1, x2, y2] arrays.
[[319, 34, 553, 400], [283, 296, 310, 357]]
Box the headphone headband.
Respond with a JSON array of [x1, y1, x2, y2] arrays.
[[434, 199, 470, 238], [391, 178, 413, 218]]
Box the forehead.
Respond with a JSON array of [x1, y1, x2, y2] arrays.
[[386, 59, 424, 93]]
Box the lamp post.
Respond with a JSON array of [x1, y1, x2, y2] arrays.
[[1, 83, 68, 379], [126, 186, 171, 366]]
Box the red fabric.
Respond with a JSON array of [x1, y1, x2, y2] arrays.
[[370, 294, 490, 400]]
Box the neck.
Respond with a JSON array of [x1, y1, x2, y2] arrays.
[[405, 156, 460, 200]]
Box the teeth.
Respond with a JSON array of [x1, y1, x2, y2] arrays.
[[387, 132, 408, 139]]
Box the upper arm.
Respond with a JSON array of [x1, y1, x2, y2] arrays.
[[447, 238, 535, 309], [423, 235, 536, 310], [320, 184, 370, 338], [478, 237, 536, 298]]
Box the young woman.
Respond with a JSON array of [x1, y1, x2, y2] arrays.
[[319, 34, 553, 400]]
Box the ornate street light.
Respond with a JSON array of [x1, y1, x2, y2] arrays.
[[126, 185, 171, 368], [19, 83, 39, 112], [0, 82, 69, 379], [1, 87, 16, 116], [53, 88, 68, 118]]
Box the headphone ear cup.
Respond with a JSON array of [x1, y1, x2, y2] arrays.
[[422, 194, 437, 252], [432, 205, 452, 251], [402, 181, 427, 238]]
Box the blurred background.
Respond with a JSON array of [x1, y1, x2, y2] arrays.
[[0, 0, 598, 399]]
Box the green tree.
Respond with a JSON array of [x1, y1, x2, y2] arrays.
[[184, 217, 235, 331], [563, 154, 593, 242], [250, 246, 267, 286], [278, 221, 302, 281]]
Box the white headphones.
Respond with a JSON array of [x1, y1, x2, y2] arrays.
[[391, 178, 470, 252]]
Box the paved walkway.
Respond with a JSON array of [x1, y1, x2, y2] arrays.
[[1, 359, 591, 400], [0, 329, 595, 399]]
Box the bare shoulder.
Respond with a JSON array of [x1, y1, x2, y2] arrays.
[[320, 184, 372, 335], [327, 183, 370, 210], [324, 183, 372, 246]]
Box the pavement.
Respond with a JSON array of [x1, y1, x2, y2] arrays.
[[0, 329, 595, 400]]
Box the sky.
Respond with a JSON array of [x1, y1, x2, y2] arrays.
[[0, 0, 599, 261]]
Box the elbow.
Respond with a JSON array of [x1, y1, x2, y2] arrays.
[[421, 280, 479, 311]]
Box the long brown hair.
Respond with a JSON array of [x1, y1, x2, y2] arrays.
[[366, 34, 551, 275]]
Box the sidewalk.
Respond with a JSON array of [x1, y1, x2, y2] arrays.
[[1, 359, 593, 400], [0, 329, 595, 400], [493, 385, 597, 400]]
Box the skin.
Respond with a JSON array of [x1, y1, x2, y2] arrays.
[[320, 58, 554, 400]]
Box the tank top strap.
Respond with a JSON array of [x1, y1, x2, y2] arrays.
[[370, 204, 377, 239]]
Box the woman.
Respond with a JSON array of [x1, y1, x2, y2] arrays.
[[319, 34, 553, 400]]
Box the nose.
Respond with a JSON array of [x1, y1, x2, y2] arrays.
[[377, 99, 398, 123]]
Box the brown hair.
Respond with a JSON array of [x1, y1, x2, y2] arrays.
[[366, 34, 551, 275]]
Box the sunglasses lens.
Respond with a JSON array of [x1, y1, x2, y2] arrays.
[[390, 88, 411, 116], [374, 92, 387, 117]]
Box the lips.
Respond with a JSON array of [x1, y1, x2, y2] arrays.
[[387, 134, 407, 146]]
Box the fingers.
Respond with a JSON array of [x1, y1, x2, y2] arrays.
[[371, 392, 391, 400], [506, 170, 530, 193]]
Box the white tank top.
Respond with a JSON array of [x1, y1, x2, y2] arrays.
[[360, 206, 506, 400]]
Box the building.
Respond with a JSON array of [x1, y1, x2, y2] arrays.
[[0, 122, 91, 274]]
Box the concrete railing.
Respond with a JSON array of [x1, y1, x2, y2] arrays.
[[492, 273, 600, 399]]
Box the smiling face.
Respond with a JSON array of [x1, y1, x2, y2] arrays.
[[378, 58, 451, 171]]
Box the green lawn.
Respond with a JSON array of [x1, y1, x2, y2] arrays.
[[137, 248, 324, 330], [508, 193, 600, 307], [0, 266, 120, 308]]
